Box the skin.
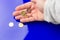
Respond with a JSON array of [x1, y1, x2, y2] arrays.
[[13, 0, 45, 23]]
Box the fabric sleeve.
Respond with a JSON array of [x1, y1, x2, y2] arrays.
[[36, 0, 60, 24]]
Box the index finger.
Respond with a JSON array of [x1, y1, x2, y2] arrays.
[[15, 2, 32, 11]]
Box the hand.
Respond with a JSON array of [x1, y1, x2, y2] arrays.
[[13, 2, 44, 23], [31, 0, 46, 13]]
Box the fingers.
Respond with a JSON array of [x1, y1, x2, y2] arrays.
[[13, 2, 36, 17], [31, 0, 36, 4], [15, 14, 34, 23], [13, 11, 21, 16], [15, 2, 35, 11], [15, 15, 23, 20], [13, 2, 36, 23], [20, 17, 34, 22], [15, 13, 32, 20], [13, 9, 26, 16], [26, 13, 32, 17], [15, 2, 32, 11]]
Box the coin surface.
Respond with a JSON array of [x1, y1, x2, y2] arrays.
[[21, 11, 28, 18], [21, 11, 26, 16], [18, 23, 24, 27], [9, 22, 14, 27]]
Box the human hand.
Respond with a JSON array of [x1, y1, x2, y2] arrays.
[[13, 2, 44, 23], [31, 0, 46, 13]]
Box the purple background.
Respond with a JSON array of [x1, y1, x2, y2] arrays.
[[0, 0, 60, 40], [0, 0, 28, 40]]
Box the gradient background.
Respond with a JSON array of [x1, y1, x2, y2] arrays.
[[0, 0, 60, 40], [0, 0, 28, 40]]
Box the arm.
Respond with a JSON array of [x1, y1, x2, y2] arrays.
[[36, 0, 60, 24]]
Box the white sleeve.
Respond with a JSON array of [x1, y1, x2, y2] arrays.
[[36, 0, 60, 24]]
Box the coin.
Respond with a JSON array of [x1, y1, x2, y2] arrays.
[[18, 23, 24, 27], [9, 22, 14, 27], [21, 11, 28, 18], [21, 11, 26, 16]]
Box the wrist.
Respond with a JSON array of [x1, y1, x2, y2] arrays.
[[36, 0, 46, 13]]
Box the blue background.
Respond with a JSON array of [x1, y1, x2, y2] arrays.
[[0, 0, 60, 40], [0, 0, 28, 40], [24, 0, 60, 40]]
